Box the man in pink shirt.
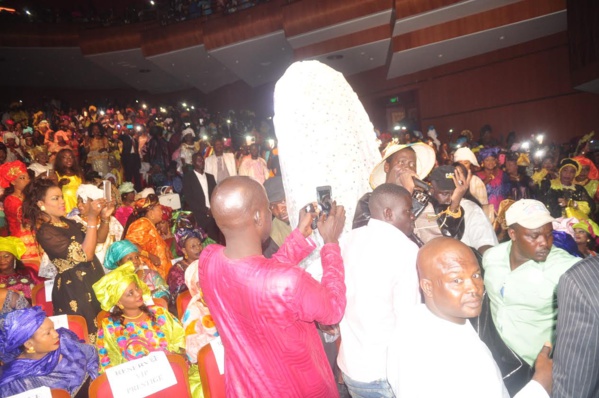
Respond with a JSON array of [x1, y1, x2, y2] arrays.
[[199, 176, 346, 397]]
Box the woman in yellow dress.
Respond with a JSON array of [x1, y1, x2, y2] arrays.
[[54, 148, 83, 214], [92, 263, 202, 397]]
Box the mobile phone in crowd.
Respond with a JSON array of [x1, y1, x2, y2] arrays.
[[103, 180, 111, 202]]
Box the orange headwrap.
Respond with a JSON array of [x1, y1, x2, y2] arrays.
[[573, 156, 599, 180], [0, 161, 27, 188], [133, 194, 158, 213]]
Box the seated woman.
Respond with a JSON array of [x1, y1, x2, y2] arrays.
[[67, 184, 123, 266], [92, 264, 201, 396], [573, 219, 599, 258], [168, 227, 205, 313], [0, 306, 99, 397], [115, 182, 136, 227], [104, 240, 170, 301], [540, 158, 596, 218], [124, 194, 173, 279], [0, 288, 29, 315], [0, 236, 41, 300], [181, 261, 218, 364]]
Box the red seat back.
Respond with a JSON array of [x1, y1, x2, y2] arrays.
[[198, 344, 226, 398], [176, 290, 192, 320], [31, 283, 53, 316], [67, 315, 89, 343]]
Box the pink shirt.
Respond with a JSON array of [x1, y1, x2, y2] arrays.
[[199, 229, 346, 397]]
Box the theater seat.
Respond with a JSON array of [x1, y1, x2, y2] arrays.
[[31, 283, 53, 316], [88, 354, 191, 398], [198, 344, 225, 398], [176, 290, 192, 320], [67, 315, 90, 343], [51, 389, 71, 398]]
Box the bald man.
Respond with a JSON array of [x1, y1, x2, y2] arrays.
[[387, 238, 552, 398], [198, 176, 347, 397], [338, 184, 419, 396]]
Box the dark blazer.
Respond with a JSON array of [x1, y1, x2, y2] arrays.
[[553, 257, 598, 398], [182, 170, 218, 240]]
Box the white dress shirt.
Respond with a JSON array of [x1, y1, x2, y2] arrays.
[[337, 218, 420, 383], [194, 170, 210, 208], [387, 304, 548, 398]]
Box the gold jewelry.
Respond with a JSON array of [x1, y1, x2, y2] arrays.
[[87, 224, 98, 229], [40, 205, 46, 212], [50, 220, 68, 228], [26, 346, 36, 354], [117, 303, 124, 310], [123, 311, 145, 320]]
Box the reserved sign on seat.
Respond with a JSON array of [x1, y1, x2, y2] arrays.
[[105, 351, 176, 398]]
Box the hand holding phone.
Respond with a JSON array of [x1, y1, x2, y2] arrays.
[[103, 180, 112, 202]]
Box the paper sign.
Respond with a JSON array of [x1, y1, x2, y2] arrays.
[[49, 314, 69, 330], [44, 279, 53, 301], [106, 351, 177, 398], [210, 336, 225, 375], [7, 386, 52, 398]]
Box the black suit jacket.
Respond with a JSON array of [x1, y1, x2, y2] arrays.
[[182, 170, 218, 239], [119, 134, 140, 163], [553, 257, 598, 398]]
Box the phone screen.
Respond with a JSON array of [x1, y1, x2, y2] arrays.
[[103, 181, 111, 201], [316, 186, 332, 213]]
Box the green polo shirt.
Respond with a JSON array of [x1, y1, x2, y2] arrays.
[[483, 241, 578, 366]]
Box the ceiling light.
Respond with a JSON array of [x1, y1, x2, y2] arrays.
[[499, 36, 505, 40], [25, 9, 31, 16], [369, 57, 374, 61], [438, 54, 443, 58]]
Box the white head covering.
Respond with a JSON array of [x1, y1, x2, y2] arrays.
[[182, 128, 195, 139], [453, 147, 480, 167], [76, 184, 103, 203]]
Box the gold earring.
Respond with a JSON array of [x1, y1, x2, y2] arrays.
[[40, 205, 46, 212], [117, 304, 124, 310], [26, 346, 36, 354]]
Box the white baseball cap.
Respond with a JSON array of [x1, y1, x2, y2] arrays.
[[506, 199, 555, 229]]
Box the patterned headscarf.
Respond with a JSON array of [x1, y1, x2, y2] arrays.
[[174, 228, 204, 251], [573, 219, 599, 239], [92, 262, 151, 312], [133, 194, 159, 214], [558, 158, 581, 177], [103, 240, 138, 271], [0, 306, 46, 363], [0, 237, 26, 260], [477, 147, 501, 163], [0, 161, 27, 188], [573, 156, 599, 180]]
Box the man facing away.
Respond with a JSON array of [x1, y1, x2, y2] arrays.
[[483, 199, 578, 367], [387, 237, 552, 398], [338, 183, 419, 397], [199, 176, 347, 397]]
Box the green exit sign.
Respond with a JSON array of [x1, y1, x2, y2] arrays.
[[389, 96, 399, 104]]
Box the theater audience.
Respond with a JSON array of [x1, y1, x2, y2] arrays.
[[0, 306, 99, 397]]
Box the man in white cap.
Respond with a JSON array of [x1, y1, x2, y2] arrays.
[[453, 146, 493, 220], [354, 142, 469, 245], [482, 199, 579, 368]]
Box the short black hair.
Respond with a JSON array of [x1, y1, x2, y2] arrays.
[[369, 183, 411, 215]]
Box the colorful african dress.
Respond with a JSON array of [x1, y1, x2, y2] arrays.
[[0, 268, 38, 300], [96, 305, 202, 397], [125, 217, 172, 280], [55, 173, 82, 214], [476, 169, 509, 212], [3, 194, 42, 270], [36, 218, 104, 341]]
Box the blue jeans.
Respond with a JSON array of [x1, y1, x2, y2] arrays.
[[342, 372, 395, 398]]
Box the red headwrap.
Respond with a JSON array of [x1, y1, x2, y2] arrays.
[[0, 161, 27, 188], [573, 156, 599, 180]]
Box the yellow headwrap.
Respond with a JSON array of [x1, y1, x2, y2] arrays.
[[0, 237, 26, 259], [92, 262, 151, 312]]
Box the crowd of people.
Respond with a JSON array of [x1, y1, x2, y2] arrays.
[[0, 84, 597, 398]]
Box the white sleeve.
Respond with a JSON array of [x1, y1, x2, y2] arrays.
[[512, 380, 549, 398]]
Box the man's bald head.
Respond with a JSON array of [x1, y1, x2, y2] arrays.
[[211, 176, 271, 242], [417, 238, 484, 324], [369, 183, 414, 235]]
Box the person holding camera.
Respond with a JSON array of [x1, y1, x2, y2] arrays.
[[199, 176, 346, 397]]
